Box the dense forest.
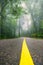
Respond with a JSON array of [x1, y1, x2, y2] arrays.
[[0, 0, 43, 39]]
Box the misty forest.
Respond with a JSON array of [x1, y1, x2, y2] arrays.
[[0, 0, 43, 39]]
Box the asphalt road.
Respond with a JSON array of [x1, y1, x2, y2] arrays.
[[0, 37, 43, 65]]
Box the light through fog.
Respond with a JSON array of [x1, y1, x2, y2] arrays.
[[21, 1, 27, 9], [19, 14, 32, 31]]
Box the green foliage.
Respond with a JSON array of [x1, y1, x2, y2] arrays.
[[0, 0, 25, 39], [0, 0, 43, 39]]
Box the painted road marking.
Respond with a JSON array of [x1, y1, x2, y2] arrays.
[[19, 39, 34, 65]]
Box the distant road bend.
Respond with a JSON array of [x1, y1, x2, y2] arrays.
[[0, 37, 43, 65]]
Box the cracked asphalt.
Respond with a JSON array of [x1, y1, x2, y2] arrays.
[[0, 37, 43, 65]]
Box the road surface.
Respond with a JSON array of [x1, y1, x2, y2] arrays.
[[0, 37, 43, 65]]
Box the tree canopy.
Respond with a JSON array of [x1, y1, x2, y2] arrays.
[[0, 0, 43, 39]]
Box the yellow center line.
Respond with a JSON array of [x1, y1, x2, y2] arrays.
[[19, 38, 34, 65]]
